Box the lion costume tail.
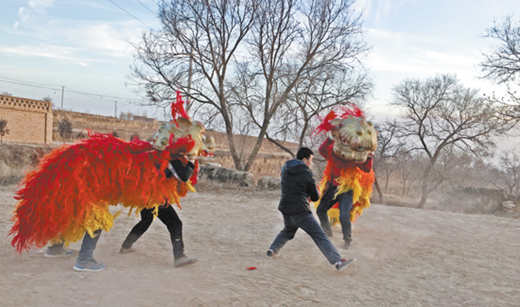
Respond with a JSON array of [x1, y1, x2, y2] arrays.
[[9, 132, 195, 253]]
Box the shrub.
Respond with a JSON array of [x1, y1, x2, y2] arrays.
[[58, 119, 73, 143], [0, 119, 10, 143]]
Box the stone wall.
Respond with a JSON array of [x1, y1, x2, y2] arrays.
[[0, 94, 53, 144], [202, 152, 291, 179]]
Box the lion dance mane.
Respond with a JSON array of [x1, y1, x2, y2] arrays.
[[10, 92, 211, 253], [313, 104, 377, 225]]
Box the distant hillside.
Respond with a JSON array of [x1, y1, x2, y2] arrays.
[[52, 109, 297, 155], [51, 109, 296, 178]]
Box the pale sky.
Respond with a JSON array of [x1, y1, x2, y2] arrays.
[[0, 0, 519, 120]]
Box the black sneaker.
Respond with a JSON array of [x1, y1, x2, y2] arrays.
[[119, 247, 136, 254], [45, 248, 74, 258], [265, 249, 279, 258], [341, 241, 351, 250], [335, 258, 356, 272]]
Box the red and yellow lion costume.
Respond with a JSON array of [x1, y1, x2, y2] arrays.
[[313, 104, 377, 224], [10, 93, 214, 253]]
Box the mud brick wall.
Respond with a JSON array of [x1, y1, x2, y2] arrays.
[[0, 95, 53, 144], [53, 110, 162, 141], [0, 94, 297, 178]]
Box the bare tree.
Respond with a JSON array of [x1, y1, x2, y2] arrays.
[[232, 0, 368, 170], [497, 149, 520, 194], [391, 74, 517, 208], [0, 119, 9, 143], [58, 119, 73, 143], [394, 150, 420, 196], [120, 112, 135, 120], [130, 0, 258, 170], [440, 150, 480, 191], [129, 0, 368, 171], [480, 16, 520, 117], [373, 119, 403, 202], [481, 16, 520, 84]]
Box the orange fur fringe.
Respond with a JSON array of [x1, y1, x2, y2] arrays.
[[314, 160, 375, 225]]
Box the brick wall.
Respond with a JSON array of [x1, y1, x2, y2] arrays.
[[0, 95, 53, 144]]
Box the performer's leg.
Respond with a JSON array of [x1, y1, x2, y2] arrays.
[[157, 204, 197, 267], [267, 213, 298, 256], [74, 229, 105, 272], [121, 208, 154, 251], [45, 241, 73, 257], [336, 190, 354, 248], [296, 212, 343, 265], [316, 185, 338, 237], [157, 205, 184, 259]]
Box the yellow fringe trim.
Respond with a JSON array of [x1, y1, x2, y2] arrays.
[[313, 161, 374, 226]]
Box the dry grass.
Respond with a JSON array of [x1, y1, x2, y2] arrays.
[[0, 144, 54, 185]]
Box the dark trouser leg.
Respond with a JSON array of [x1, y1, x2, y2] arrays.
[[121, 208, 154, 249], [268, 213, 298, 253], [336, 190, 354, 242], [296, 212, 342, 264], [157, 204, 185, 260], [77, 229, 102, 263], [316, 185, 338, 235]]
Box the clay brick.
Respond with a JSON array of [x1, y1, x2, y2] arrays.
[[0, 95, 53, 144]]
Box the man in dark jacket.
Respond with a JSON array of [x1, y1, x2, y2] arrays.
[[266, 147, 355, 272]]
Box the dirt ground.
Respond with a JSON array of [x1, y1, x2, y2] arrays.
[[1, 183, 519, 307]]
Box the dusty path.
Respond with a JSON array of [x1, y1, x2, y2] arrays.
[[1, 185, 519, 307]]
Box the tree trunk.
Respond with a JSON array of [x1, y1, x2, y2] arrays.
[[374, 177, 384, 204], [417, 179, 430, 208], [384, 175, 390, 193], [226, 129, 243, 170], [243, 118, 270, 172], [222, 111, 243, 170]]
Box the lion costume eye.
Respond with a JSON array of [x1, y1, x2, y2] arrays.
[[356, 146, 364, 152]]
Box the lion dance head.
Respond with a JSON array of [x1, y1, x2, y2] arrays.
[[150, 91, 215, 159], [314, 104, 377, 163]]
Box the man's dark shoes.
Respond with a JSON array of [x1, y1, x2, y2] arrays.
[[265, 249, 279, 258], [119, 246, 136, 254], [174, 256, 198, 267], [335, 258, 356, 272], [45, 248, 74, 258], [341, 241, 351, 250]]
